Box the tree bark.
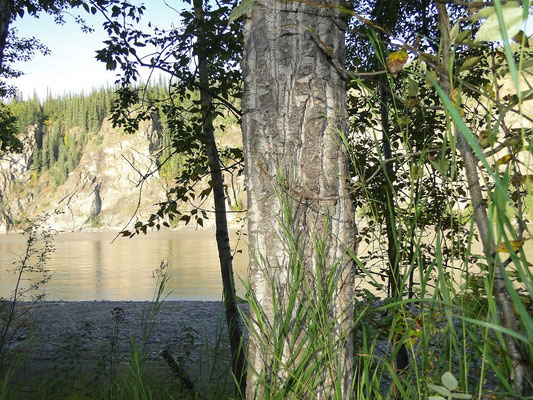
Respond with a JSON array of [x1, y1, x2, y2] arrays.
[[0, 0, 11, 72], [242, 1, 356, 397], [193, 0, 246, 396]]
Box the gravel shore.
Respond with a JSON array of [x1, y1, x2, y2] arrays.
[[7, 301, 244, 385]]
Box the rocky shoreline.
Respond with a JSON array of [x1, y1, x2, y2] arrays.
[[6, 301, 244, 387]]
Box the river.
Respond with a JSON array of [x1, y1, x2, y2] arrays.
[[1, 229, 531, 301], [0, 230, 249, 301]]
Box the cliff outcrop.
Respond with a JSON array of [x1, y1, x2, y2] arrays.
[[0, 120, 169, 232]]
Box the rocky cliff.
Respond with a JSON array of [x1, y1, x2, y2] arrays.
[[0, 120, 170, 233]]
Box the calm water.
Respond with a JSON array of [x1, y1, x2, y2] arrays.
[[2, 229, 531, 301], [0, 230, 248, 301]]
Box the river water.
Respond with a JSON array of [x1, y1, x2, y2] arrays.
[[0, 230, 249, 301], [1, 229, 531, 301]]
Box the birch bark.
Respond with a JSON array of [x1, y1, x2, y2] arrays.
[[0, 0, 11, 71], [242, 0, 356, 397]]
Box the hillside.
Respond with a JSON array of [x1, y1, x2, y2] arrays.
[[0, 88, 244, 233]]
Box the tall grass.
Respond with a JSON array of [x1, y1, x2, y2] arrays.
[[345, 2, 533, 398], [242, 180, 355, 399]]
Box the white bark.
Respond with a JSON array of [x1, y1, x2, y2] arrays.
[[0, 0, 11, 72], [242, 0, 356, 397]]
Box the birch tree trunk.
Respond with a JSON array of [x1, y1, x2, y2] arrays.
[[0, 0, 11, 71], [242, 1, 356, 397]]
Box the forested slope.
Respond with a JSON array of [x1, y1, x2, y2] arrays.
[[0, 86, 244, 232]]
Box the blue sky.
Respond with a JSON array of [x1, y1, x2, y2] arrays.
[[7, 2, 533, 100], [8, 0, 181, 99]]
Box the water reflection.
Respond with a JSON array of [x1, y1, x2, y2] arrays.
[[0, 230, 248, 301], [2, 229, 530, 301]]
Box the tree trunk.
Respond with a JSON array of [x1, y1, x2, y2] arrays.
[[378, 80, 400, 299], [242, 1, 356, 397], [0, 0, 11, 72], [193, 0, 246, 396]]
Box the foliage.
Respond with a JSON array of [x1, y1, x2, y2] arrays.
[[92, 0, 244, 233], [342, 0, 533, 397], [1, 29, 51, 98], [1, 0, 532, 397], [0, 0, 101, 98], [0, 103, 21, 153], [0, 0, 118, 153], [428, 372, 472, 399], [6, 86, 119, 184]]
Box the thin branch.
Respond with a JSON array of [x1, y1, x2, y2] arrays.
[[91, 2, 242, 118], [308, 26, 387, 79]]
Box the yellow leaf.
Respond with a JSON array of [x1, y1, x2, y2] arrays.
[[407, 98, 420, 108], [386, 50, 408, 74], [451, 87, 460, 108], [495, 238, 529, 253], [496, 154, 512, 165]]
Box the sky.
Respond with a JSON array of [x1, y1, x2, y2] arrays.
[[6, 2, 533, 100], [7, 0, 182, 99]]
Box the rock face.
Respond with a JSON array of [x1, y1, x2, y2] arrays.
[[0, 120, 169, 232], [0, 127, 37, 233]]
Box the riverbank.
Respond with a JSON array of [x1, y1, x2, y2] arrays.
[[5, 301, 244, 393]]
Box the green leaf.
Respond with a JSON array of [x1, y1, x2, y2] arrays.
[[441, 372, 458, 391], [474, 2, 525, 42], [106, 59, 117, 71], [451, 394, 472, 399], [459, 56, 481, 72], [428, 384, 451, 397], [112, 6, 121, 17], [428, 397, 446, 400], [450, 21, 460, 43], [228, 0, 255, 24], [408, 78, 419, 97], [456, 315, 530, 343], [236, 295, 248, 303], [455, 29, 472, 44]]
